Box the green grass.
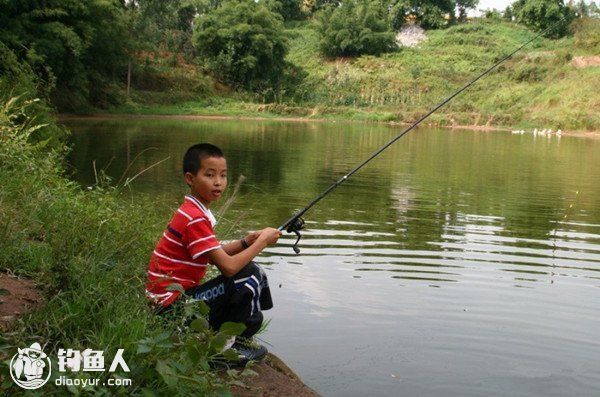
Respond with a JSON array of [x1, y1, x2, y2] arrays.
[[108, 96, 405, 122], [106, 18, 600, 131], [0, 96, 255, 395]]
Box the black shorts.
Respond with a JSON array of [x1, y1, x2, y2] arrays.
[[160, 262, 273, 338]]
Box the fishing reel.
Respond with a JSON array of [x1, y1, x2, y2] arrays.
[[286, 217, 305, 254]]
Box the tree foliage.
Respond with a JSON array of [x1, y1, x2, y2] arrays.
[[0, 43, 66, 144], [129, 0, 210, 55], [390, 0, 456, 29], [266, 0, 306, 20], [484, 8, 502, 20], [318, 0, 397, 57], [573, 0, 600, 17], [457, 0, 479, 22], [573, 17, 600, 53], [0, 0, 130, 110], [591, 1, 600, 17], [512, 0, 575, 38], [192, 0, 289, 95], [504, 5, 515, 20]]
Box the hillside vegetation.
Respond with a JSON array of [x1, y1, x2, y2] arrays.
[[119, 18, 600, 131]]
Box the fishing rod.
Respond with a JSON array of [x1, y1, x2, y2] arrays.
[[278, 20, 564, 253]]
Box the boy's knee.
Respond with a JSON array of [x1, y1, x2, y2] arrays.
[[232, 261, 262, 279]]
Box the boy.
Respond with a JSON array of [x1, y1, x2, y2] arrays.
[[145, 143, 282, 364]]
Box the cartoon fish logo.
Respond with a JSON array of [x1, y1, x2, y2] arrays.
[[10, 342, 51, 390]]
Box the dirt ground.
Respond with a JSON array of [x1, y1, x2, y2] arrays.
[[572, 55, 600, 69], [230, 354, 319, 397], [0, 273, 42, 331]]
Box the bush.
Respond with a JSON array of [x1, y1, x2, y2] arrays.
[[389, 0, 455, 30], [267, 0, 306, 20], [512, 0, 575, 38], [573, 17, 600, 52], [485, 8, 503, 20], [317, 0, 396, 57], [0, 43, 67, 145], [510, 62, 548, 82], [192, 0, 289, 95], [0, 0, 131, 111]]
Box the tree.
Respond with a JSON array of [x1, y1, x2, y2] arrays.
[[131, 0, 218, 54], [266, 0, 306, 20], [0, 0, 130, 110], [0, 43, 67, 143], [484, 8, 502, 20], [318, 0, 396, 57], [590, 2, 600, 17], [389, 0, 456, 30], [504, 5, 514, 20], [192, 0, 289, 94], [573, 16, 600, 52], [456, 0, 479, 22], [512, 0, 575, 38], [574, 0, 589, 17]]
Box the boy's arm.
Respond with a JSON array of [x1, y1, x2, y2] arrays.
[[221, 230, 263, 255], [208, 228, 281, 277], [221, 240, 246, 256]]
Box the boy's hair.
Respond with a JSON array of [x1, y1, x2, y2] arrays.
[[183, 143, 224, 175]]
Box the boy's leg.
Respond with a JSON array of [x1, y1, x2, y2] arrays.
[[184, 262, 273, 338], [184, 274, 234, 331], [228, 262, 273, 338]]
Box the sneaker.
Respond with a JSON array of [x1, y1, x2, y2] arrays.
[[231, 338, 268, 367]]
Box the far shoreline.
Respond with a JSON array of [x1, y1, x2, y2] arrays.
[[58, 112, 600, 139]]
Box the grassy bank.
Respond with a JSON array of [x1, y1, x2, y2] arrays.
[[108, 19, 600, 131], [0, 97, 254, 395]]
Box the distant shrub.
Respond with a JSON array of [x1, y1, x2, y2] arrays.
[[0, 1, 130, 111], [561, 51, 573, 62], [456, 0, 480, 22], [484, 8, 503, 20], [512, 0, 575, 38], [573, 17, 600, 52], [267, 0, 306, 20], [434, 22, 496, 46], [317, 0, 396, 58], [511, 62, 548, 82], [389, 0, 455, 30], [0, 43, 66, 145], [451, 23, 491, 34], [192, 0, 289, 95]]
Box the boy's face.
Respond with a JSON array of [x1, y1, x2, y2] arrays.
[[185, 156, 227, 206]]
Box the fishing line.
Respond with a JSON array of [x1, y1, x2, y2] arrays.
[[278, 19, 566, 253]]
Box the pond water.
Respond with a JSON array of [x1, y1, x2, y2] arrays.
[[64, 117, 600, 397]]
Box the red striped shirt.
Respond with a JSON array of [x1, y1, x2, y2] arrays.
[[145, 195, 221, 306]]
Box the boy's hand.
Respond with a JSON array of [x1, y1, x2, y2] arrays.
[[244, 230, 262, 246], [258, 227, 282, 245]]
